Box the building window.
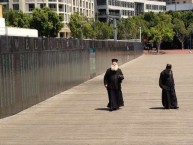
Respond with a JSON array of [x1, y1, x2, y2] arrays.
[[40, 3, 46, 8], [97, 0, 106, 6], [65, 4, 67, 12], [115, 0, 118, 6], [2, 4, 9, 9], [146, 4, 149, 9], [49, 4, 57, 11], [59, 4, 64, 11], [108, 0, 111, 5], [13, 4, 19, 10], [112, 0, 115, 6], [28, 4, 35, 11]]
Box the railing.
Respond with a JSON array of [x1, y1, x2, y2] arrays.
[[25, 0, 35, 2], [0, 37, 143, 119], [97, 12, 121, 17], [13, 0, 19, 2]]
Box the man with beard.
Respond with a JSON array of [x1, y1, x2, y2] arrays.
[[159, 64, 179, 109], [104, 59, 124, 111]]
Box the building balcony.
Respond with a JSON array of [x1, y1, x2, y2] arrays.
[[50, 8, 57, 11], [48, 0, 57, 2], [97, 12, 121, 18], [58, 0, 64, 2], [28, 8, 35, 11], [13, 0, 19, 2], [25, 0, 35, 2], [37, 0, 45, 2], [59, 8, 64, 12]]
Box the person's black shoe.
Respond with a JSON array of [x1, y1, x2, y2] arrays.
[[173, 106, 179, 109]]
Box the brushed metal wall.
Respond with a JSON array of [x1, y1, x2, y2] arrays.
[[0, 36, 143, 118]]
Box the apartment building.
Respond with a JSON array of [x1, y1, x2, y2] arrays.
[[156, 0, 193, 11], [96, 0, 166, 22], [0, 0, 95, 37], [155, 0, 193, 4]]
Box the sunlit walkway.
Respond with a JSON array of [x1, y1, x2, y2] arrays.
[[1, 53, 193, 145]]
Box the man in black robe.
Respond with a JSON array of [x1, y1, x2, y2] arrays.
[[104, 59, 124, 111], [159, 64, 179, 109]]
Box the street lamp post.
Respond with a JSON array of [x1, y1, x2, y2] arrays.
[[113, 18, 117, 41], [190, 30, 192, 52], [81, 22, 83, 40], [80, 20, 87, 40], [139, 27, 141, 42]]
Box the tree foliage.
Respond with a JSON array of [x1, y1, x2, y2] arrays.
[[117, 18, 138, 39], [69, 12, 84, 39], [94, 21, 113, 39], [30, 7, 63, 37], [173, 18, 188, 49], [69, 13, 113, 39], [3, 9, 31, 28], [4, 8, 193, 44], [3, 8, 63, 37]]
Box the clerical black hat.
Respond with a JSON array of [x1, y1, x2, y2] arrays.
[[112, 58, 118, 62], [166, 64, 172, 69]]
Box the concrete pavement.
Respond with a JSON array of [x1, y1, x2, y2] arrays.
[[1, 53, 193, 145]]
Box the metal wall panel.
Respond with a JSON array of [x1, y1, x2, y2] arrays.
[[0, 36, 143, 119]]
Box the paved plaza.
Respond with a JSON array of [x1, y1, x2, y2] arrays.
[[0, 51, 193, 145]]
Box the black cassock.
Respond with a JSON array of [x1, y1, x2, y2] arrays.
[[104, 68, 124, 110], [159, 70, 178, 109]]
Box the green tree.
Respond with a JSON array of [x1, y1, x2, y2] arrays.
[[69, 12, 93, 39], [168, 11, 193, 49], [30, 7, 63, 37], [93, 21, 113, 39], [3, 9, 31, 28], [173, 18, 189, 49], [117, 19, 127, 39], [188, 23, 193, 49], [69, 12, 83, 39], [69, 13, 113, 39], [82, 21, 93, 39], [132, 15, 148, 40], [99, 22, 113, 39], [148, 13, 174, 53], [90, 20, 99, 39], [181, 11, 193, 28], [187, 23, 193, 36], [117, 18, 138, 39]]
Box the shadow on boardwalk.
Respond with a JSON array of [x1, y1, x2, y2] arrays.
[[149, 107, 165, 110]]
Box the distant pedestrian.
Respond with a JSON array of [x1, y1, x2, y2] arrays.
[[159, 64, 179, 109], [104, 59, 124, 111]]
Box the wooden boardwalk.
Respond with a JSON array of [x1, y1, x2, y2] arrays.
[[1, 53, 193, 145]]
